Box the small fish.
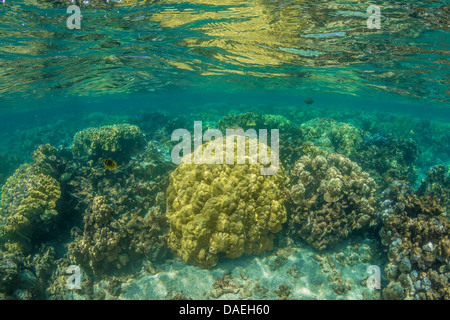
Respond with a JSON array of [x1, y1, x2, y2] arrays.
[[304, 97, 314, 105], [60, 172, 72, 182], [103, 159, 117, 170]]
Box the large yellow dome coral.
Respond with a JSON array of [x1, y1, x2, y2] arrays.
[[166, 135, 288, 268]]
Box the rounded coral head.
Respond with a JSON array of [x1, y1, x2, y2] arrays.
[[166, 135, 288, 268]]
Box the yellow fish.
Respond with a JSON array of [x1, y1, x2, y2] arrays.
[[103, 159, 117, 170]]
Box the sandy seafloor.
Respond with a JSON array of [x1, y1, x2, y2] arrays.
[[69, 237, 381, 300]]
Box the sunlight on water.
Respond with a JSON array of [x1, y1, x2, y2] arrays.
[[0, 0, 448, 103]]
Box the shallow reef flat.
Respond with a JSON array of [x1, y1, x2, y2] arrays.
[[0, 103, 449, 300], [1, 0, 449, 301]]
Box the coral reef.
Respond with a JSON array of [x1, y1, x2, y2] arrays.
[[0, 145, 68, 299], [288, 150, 379, 250], [72, 124, 146, 161], [0, 245, 55, 299], [166, 135, 288, 268], [356, 133, 418, 190], [299, 118, 418, 190], [0, 250, 25, 299], [68, 193, 170, 275], [65, 139, 173, 275], [66, 178, 170, 275], [417, 165, 449, 216], [0, 103, 447, 300], [217, 112, 308, 173], [68, 196, 128, 274], [300, 118, 363, 157], [379, 182, 449, 300], [0, 145, 64, 254], [218, 112, 291, 132]]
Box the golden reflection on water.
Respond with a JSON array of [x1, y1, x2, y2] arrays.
[[0, 0, 448, 102]]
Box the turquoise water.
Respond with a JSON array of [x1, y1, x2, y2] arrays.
[[0, 0, 449, 300]]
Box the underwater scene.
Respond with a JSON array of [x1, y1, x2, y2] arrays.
[[0, 0, 449, 302]]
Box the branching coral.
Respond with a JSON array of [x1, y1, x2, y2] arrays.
[[379, 182, 449, 300], [66, 138, 172, 275], [166, 135, 288, 268], [288, 151, 379, 250], [72, 124, 146, 160], [417, 165, 449, 216], [68, 196, 128, 274], [68, 193, 170, 275]]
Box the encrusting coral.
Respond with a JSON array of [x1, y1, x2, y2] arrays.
[[288, 149, 379, 251], [166, 135, 288, 268], [72, 124, 146, 160], [379, 182, 449, 300]]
